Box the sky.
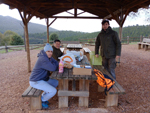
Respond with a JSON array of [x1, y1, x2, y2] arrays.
[[0, 4, 150, 33]]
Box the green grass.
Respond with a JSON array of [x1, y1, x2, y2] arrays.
[[0, 49, 13, 54], [129, 42, 138, 45], [35, 47, 43, 50]]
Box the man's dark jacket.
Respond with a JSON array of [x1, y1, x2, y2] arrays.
[[95, 26, 121, 58], [52, 46, 63, 61]]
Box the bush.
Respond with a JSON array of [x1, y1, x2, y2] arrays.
[[10, 35, 24, 45], [49, 33, 58, 41]]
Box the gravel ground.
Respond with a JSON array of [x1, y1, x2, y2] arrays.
[[0, 44, 150, 113]]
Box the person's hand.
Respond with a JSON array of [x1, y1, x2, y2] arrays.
[[116, 56, 120, 59], [95, 54, 99, 58], [116, 56, 120, 64]]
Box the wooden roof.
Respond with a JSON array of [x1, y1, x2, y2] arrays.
[[1, 0, 150, 22]]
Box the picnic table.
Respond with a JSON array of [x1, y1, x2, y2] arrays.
[[22, 55, 125, 110], [67, 44, 82, 51], [51, 55, 95, 108]]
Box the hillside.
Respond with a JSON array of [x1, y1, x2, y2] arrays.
[[28, 24, 150, 43], [0, 15, 57, 35], [1, 15, 150, 44]]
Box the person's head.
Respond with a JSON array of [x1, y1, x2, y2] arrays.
[[44, 43, 53, 58], [101, 19, 110, 31], [53, 39, 61, 49]]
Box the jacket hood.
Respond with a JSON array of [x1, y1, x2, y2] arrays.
[[101, 26, 112, 33], [37, 49, 48, 58]]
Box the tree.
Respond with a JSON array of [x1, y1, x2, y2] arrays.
[[10, 34, 24, 45], [3, 30, 18, 45], [49, 33, 58, 41], [0, 32, 4, 46]]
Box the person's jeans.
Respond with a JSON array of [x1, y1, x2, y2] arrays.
[[102, 57, 116, 79], [29, 78, 58, 102]]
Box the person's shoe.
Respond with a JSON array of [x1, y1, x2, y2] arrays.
[[45, 101, 49, 105], [42, 102, 49, 109]]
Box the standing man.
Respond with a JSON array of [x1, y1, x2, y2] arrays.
[[52, 39, 63, 61], [95, 19, 121, 79]]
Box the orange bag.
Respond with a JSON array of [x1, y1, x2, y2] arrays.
[[94, 69, 115, 91]]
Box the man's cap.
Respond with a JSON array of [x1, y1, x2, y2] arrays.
[[44, 43, 53, 52]]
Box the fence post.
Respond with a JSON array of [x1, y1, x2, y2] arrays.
[[127, 36, 129, 44], [140, 36, 142, 42], [5, 43, 8, 53]]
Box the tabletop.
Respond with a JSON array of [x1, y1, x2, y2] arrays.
[[51, 55, 97, 80], [67, 44, 82, 49]]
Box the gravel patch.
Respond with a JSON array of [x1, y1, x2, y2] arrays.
[[0, 44, 150, 113]]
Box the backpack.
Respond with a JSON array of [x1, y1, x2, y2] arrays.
[[93, 69, 115, 95]]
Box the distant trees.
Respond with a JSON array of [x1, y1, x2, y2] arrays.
[[10, 34, 24, 45], [0, 32, 3, 46], [49, 33, 58, 41], [0, 30, 24, 46]]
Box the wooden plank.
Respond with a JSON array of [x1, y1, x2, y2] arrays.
[[30, 96, 42, 110], [22, 86, 32, 97], [98, 67, 121, 94], [79, 79, 89, 107], [145, 45, 148, 51], [34, 89, 42, 97], [103, 69, 125, 94], [59, 79, 63, 90], [94, 65, 125, 94], [67, 44, 82, 49], [50, 71, 58, 79], [98, 85, 105, 92], [68, 69, 74, 79], [28, 88, 37, 96], [58, 79, 68, 108], [58, 90, 89, 97], [62, 68, 69, 79], [83, 48, 91, 52], [96, 66, 122, 94], [105, 93, 118, 107], [57, 72, 63, 79], [72, 79, 76, 91], [91, 69, 97, 80]]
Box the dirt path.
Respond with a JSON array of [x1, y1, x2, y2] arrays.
[[0, 44, 150, 113]]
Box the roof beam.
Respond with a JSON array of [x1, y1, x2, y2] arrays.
[[50, 16, 101, 19], [104, 0, 149, 19]]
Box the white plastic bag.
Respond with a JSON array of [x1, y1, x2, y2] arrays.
[[66, 50, 83, 61], [58, 53, 76, 65]]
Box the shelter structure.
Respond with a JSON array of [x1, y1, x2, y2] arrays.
[[1, 0, 150, 72]]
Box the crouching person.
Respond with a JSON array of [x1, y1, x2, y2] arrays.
[[29, 43, 59, 109]]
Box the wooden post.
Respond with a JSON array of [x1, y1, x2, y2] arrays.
[[140, 35, 143, 42], [45, 18, 57, 43], [105, 93, 118, 107], [79, 79, 89, 107], [5, 43, 8, 53], [98, 85, 105, 92], [127, 36, 129, 44], [46, 18, 49, 43], [30, 96, 42, 110], [119, 26, 122, 41], [24, 22, 31, 72], [18, 10, 33, 72], [58, 79, 68, 108], [18, 6, 41, 72]]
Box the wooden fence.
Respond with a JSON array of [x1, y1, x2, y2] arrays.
[[0, 44, 45, 53], [79, 36, 150, 45]]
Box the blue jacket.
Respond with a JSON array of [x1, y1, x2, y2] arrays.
[[29, 50, 58, 81]]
